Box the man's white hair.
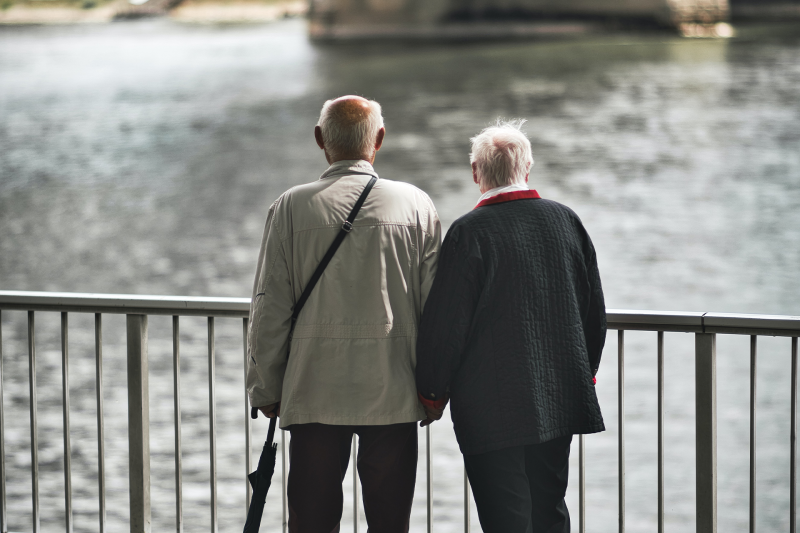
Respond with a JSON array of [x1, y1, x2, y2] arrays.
[[317, 97, 384, 161], [470, 119, 534, 190]]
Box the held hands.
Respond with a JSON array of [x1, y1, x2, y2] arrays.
[[420, 394, 449, 427]]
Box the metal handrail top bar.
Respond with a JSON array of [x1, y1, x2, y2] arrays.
[[608, 309, 800, 336], [0, 291, 250, 318], [1, 291, 799, 335], [607, 309, 705, 331]]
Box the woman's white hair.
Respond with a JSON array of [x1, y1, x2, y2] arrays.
[[469, 119, 534, 190], [317, 98, 384, 161]]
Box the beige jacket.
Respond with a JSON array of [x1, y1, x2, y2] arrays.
[[247, 160, 441, 428]]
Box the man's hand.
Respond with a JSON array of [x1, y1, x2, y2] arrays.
[[257, 402, 280, 419], [419, 394, 448, 427]]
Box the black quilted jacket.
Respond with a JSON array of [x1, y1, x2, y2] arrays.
[[415, 193, 606, 455]]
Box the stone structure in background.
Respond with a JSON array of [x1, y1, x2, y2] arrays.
[[667, 0, 729, 24], [730, 0, 800, 20], [308, 0, 733, 39], [2, 0, 796, 28]]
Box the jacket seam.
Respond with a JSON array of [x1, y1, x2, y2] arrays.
[[287, 409, 422, 417], [291, 221, 421, 235]]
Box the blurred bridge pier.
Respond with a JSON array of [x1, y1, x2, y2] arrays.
[[308, 0, 732, 40]]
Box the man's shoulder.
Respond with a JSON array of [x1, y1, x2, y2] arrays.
[[269, 178, 338, 216], [375, 179, 440, 237], [378, 178, 435, 205], [272, 175, 438, 231], [277, 179, 327, 201]]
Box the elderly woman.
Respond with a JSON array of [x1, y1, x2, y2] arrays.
[[415, 120, 606, 533]]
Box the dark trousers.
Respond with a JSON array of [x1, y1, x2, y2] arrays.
[[464, 435, 573, 533], [287, 422, 418, 533]]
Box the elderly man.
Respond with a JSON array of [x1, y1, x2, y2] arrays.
[[246, 95, 440, 533], [415, 120, 606, 533]]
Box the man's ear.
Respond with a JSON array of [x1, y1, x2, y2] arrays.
[[472, 162, 479, 185], [314, 126, 325, 150], [374, 127, 385, 152]]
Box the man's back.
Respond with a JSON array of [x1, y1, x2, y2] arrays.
[[248, 160, 441, 427], [249, 96, 438, 533]]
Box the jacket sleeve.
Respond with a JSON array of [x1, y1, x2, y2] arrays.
[[416, 223, 482, 402], [583, 244, 607, 376], [246, 198, 295, 408]]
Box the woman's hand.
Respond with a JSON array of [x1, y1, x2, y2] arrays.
[[419, 394, 448, 427]]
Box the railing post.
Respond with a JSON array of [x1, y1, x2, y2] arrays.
[[208, 317, 218, 533], [352, 435, 359, 533], [464, 467, 471, 533], [127, 315, 150, 533], [61, 312, 73, 533], [791, 337, 797, 533], [28, 311, 39, 533], [96, 314, 106, 533], [579, 434, 585, 533], [618, 330, 625, 533], [282, 430, 288, 533], [242, 318, 251, 515], [0, 310, 6, 533], [657, 331, 665, 533], [173, 316, 183, 533], [426, 424, 432, 533], [695, 333, 717, 533], [749, 336, 757, 533]]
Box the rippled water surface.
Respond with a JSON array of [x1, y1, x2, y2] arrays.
[[1, 18, 800, 533]]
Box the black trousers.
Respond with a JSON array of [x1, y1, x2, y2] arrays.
[[464, 435, 573, 533], [287, 422, 418, 533]]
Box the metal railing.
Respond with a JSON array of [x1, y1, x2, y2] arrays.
[[0, 291, 798, 533]]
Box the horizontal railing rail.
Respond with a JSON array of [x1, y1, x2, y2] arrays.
[[3, 292, 799, 334], [608, 309, 800, 336], [0, 291, 251, 317], [0, 290, 798, 533]]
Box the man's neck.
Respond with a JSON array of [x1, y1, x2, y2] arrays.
[[327, 153, 374, 165]]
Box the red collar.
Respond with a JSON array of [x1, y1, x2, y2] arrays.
[[475, 190, 541, 209]]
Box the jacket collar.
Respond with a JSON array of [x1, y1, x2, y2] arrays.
[[319, 160, 378, 181], [474, 190, 541, 209]]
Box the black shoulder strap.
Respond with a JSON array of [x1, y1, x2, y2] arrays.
[[291, 175, 378, 325], [249, 176, 377, 420]]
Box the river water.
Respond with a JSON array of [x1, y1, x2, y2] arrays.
[[1, 18, 799, 533]]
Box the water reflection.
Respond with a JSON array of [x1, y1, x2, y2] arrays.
[[1, 17, 800, 533]]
